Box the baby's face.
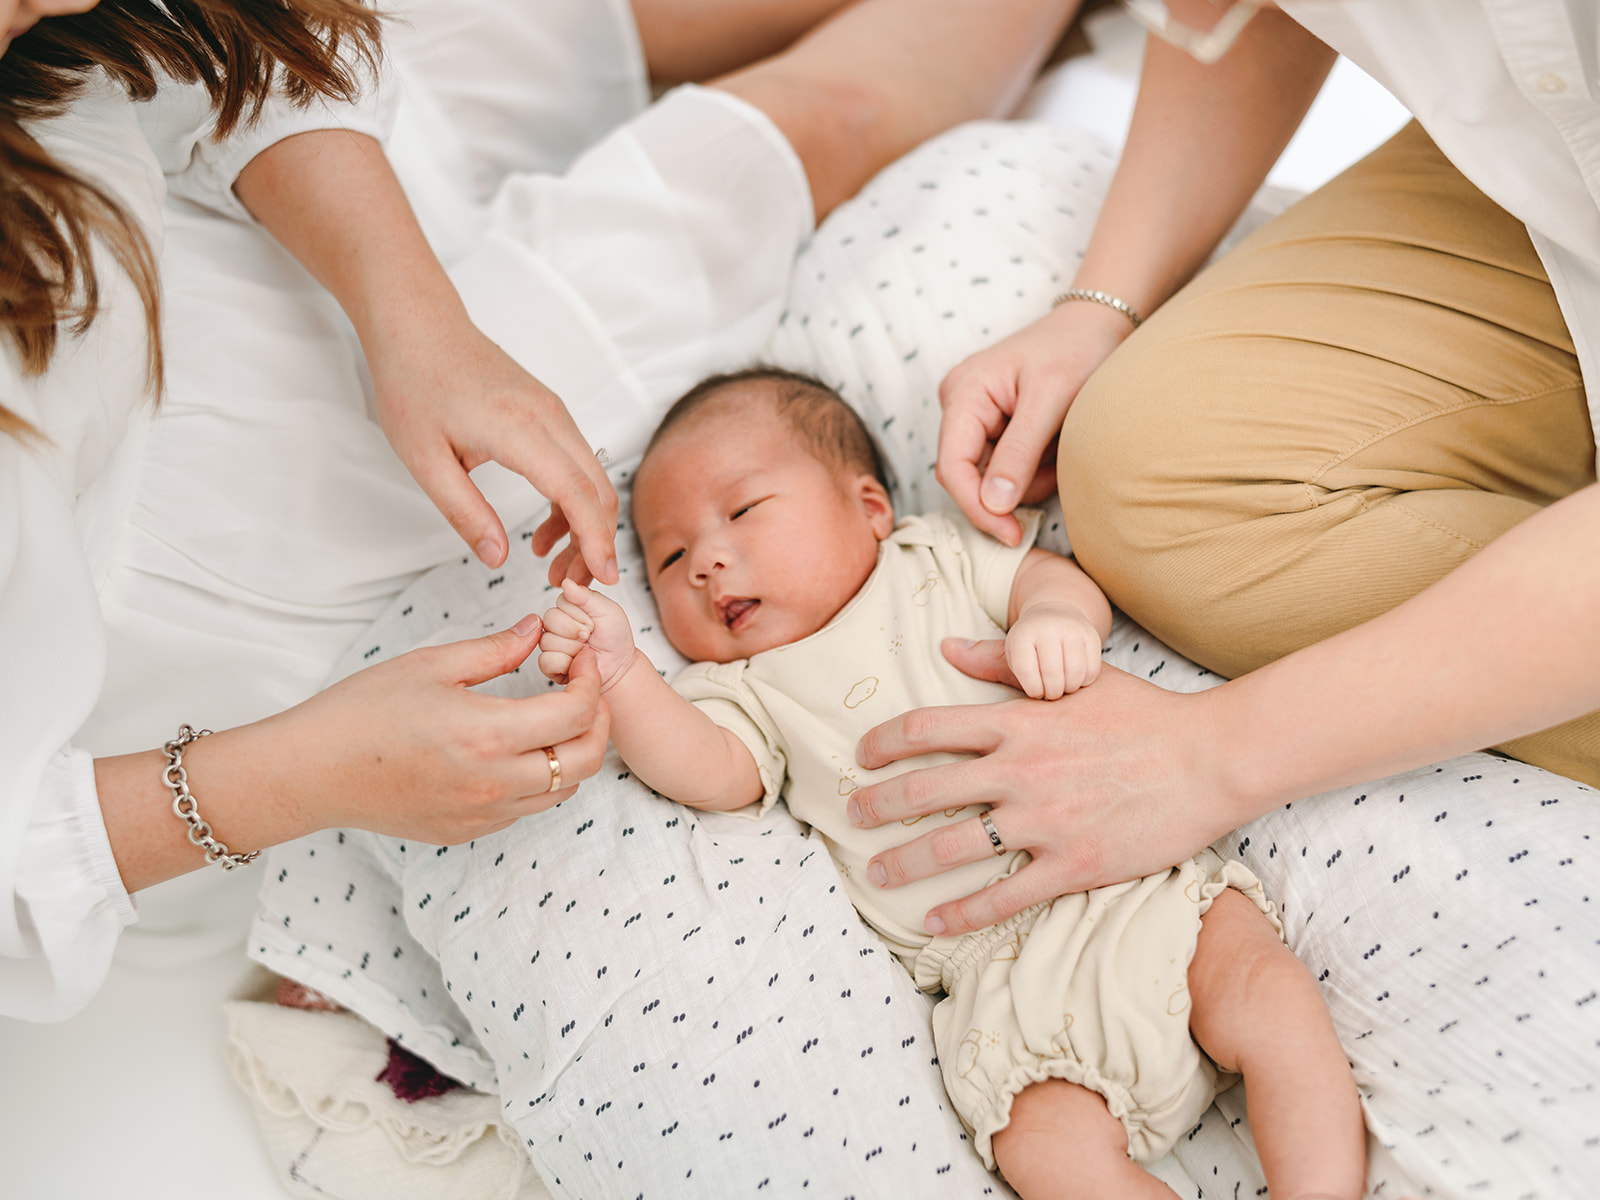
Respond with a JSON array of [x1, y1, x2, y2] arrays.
[[633, 391, 893, 664]]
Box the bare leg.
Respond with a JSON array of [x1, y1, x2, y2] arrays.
[[1188, 889, 1366, 1200], [993, 1079, 1176, 1200], [630, 0, 856, 85], [710, 0, 1083, 220]]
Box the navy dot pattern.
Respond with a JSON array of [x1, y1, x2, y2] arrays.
[[252, 489, 1012, 1196], [257, 794, 1009, 1197], [250, 120, 1600, 1197], [765, 120, 1600, 1197]]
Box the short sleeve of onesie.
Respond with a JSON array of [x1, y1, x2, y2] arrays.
[[670, 659, 787, 817], [667, 507, 1045, 823], [923, 506, 1044, 627]]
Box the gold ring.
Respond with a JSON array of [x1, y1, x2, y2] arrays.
[[980, 811, 1005, 855], [543, 745, 562, 793]]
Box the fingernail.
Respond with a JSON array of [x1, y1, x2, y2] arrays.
[[925, 914, 946, 936], [867, 862, 886, 888], [981, 477, 1016, 513], [476, 538, 501, 566], [512, 614, 539, 637], [846, 798, 861, 824], [948, 637, 975, 651]]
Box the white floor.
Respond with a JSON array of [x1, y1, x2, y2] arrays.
[[0, 948, 287, 1199]]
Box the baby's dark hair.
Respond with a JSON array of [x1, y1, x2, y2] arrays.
[[645, 365, 889, 490]]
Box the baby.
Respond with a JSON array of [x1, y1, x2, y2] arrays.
[[538, 367, 1364, 1199]]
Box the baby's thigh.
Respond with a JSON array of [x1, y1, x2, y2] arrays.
[[1225, 751, 1600, 1196]]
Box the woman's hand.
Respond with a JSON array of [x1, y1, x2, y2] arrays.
[[936, 301, 1133, 546], [251, 616, 610, 848], [849, 637, 1247, 937], [365, 311, 620, 586], [235, 130, 620, 587], [103, 617, 613, 893]]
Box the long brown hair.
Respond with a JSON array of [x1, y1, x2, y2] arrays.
[[0, 0, 382, 441]]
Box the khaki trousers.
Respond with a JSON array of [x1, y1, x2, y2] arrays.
[[1059, 122, 1600, 785]]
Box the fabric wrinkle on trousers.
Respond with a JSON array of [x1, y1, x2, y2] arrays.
[[1059, 121, 1600, 785]]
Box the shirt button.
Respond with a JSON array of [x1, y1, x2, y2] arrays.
[[1536, 71, 1568, 94]]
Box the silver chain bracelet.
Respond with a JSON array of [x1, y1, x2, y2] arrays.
[[162, 724, 259, 870], [1051, 288, 1144, 329]]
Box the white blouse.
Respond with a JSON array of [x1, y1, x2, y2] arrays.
[[0, 0, 650, 1023], [0, 69, 384, 1022], [1283, 0, 1600, 447]]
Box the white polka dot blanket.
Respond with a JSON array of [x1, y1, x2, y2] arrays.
[[250, 123, 1600, 1199]]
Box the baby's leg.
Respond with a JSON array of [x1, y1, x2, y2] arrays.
[[1188, 888, 1366, 1200], [993, 1080, 1175, 1200]]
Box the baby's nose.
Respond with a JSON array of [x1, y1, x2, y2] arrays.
[[689, 543, 729, 581]]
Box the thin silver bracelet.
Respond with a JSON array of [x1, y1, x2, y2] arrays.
[[1051, 288, 1144, 329], [162, 724, 260, 870]]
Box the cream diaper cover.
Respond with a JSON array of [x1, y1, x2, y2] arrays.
[[915, 848, 1282, 1167]]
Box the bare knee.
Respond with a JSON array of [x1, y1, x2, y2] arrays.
[[1188, 890, 1322, 1073], [712, 67, 891, 219], [993, 1080, 1135, 1198], [629, 0, 853, 85]]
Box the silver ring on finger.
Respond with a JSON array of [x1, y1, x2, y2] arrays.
[[980, 811, 1006, 855], [542, 745, 563, 794]]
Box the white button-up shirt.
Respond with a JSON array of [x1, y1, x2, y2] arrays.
[[1284, 0, 1600, 445]]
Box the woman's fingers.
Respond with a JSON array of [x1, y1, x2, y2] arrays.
[[936, 364, 1026, 547], [513, 453, 617, 585], [861, 808, 1067, 935], [978, 376, 1066, 520], [942, 635, 1022, 690], [516, 708, 609, 811], [520, 649, 610, 811], [375, 323, 619, 585], [851, 667, 1249, 932], [848, 740, 1004, 827], [491, 644, 603, 748], [420, 613, 542, 688], [922, 860, 1066, 937], [543, 532, 592, 588], [866, 808, 1010, 889], [407, 438, 511, 568]]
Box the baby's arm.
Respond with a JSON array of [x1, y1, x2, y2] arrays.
[[539, 582, 764, 812], [1004, 548, 1115, 700]]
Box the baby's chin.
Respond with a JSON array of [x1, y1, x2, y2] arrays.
[[664, 609, 830, 664]]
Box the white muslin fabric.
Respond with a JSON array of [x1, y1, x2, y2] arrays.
[[248, 118, 1600, 1197], [763, 119, 1600, 1198], [251, 513, 1017, 1198]]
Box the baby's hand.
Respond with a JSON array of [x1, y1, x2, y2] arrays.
[[1004, 602, 1104, 700], [538, 580, 637, 690]]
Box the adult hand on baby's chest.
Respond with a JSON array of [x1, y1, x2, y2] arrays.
[[848, 642, 1240, 937]]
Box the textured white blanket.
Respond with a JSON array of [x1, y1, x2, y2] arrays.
[[248, 121, 1600, 1200]]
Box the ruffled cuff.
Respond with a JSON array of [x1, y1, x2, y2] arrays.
[[3, 746, 137, 1021]]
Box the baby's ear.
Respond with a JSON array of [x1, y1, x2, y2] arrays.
[[855, 476, 896, 540]]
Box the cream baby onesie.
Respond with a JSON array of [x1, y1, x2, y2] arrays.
[[674, 510, 1282, 1165]]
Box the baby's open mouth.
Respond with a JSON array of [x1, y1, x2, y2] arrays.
[[719, 597, 759, 629]]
